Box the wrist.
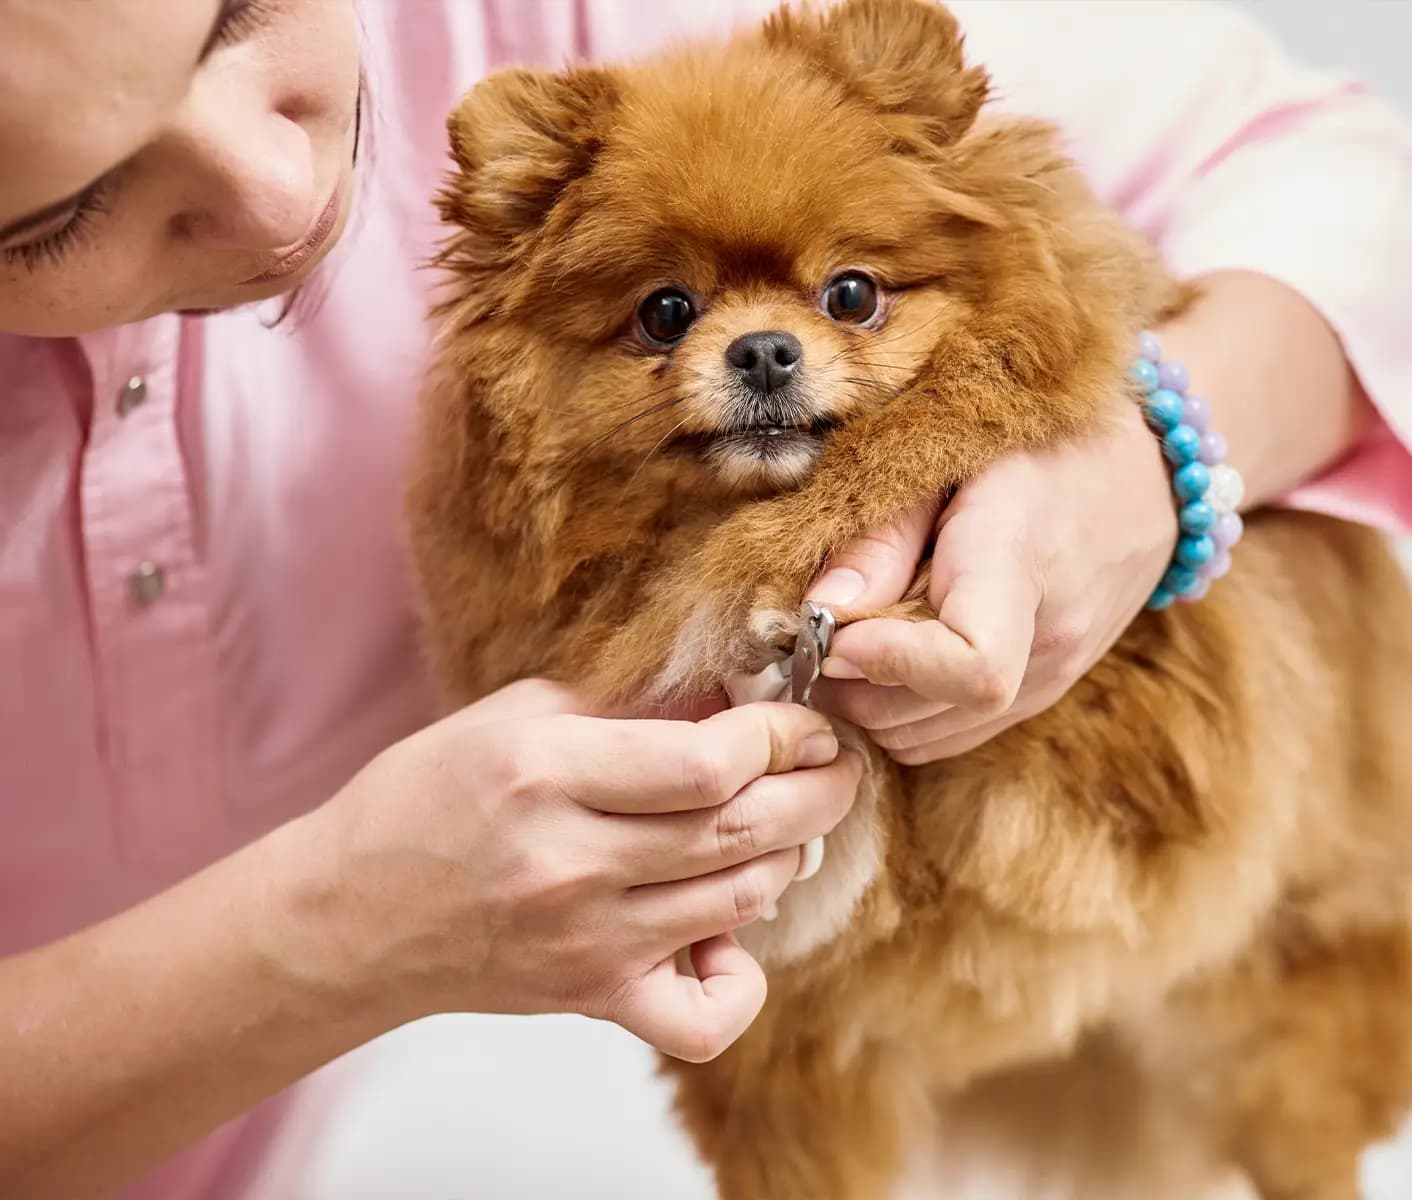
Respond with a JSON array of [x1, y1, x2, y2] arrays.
[[1129, 330, 1246, 609], [248, 797, 425, 1038], [1150, 271, 1375, 510]]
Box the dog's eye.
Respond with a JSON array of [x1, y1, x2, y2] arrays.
[[822, 272, 879, 323], [638, 289, 696, 346]]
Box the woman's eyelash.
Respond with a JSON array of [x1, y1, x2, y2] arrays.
[[2, 4, 277, 273], [2, 186, 110, 273], [215, 0, 275, 47]]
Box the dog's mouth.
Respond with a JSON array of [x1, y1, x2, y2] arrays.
[[675, 415, 839, 461]]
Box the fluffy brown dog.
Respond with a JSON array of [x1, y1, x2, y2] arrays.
[[409, 2, 1412, 1196]]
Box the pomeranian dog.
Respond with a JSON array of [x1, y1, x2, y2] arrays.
[[408, 1, 1412, 1196]]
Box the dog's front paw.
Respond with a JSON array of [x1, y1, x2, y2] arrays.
[[869, 562, 934, 625], [648, 586, 800, 701], [872, 593, 935, 625], [744, 597, 804, 668]]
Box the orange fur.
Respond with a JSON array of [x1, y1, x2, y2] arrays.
[[409, 2, 1412, 1196]]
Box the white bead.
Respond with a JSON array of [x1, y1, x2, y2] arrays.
[[1207, 464, 1245, 514]]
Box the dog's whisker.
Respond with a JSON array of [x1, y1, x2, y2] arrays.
[[574, 377, 685, 416], [577, 393, 686, 459], [833, 361, 915, 373], [622, 415, 693, 495], [823, 309, 950, 364]]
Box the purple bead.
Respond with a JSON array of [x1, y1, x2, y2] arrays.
[[1199, 430, 1228, 466], [1182, 394, 1211, 433], [1137, 331, 1162, 363], [1158, 360, 1189, 395], [1206, 547, 1233, 579], [1181, 575, 1212, 603], [1211, 510, 1244, 551]]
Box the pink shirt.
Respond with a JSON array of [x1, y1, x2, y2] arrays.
[[2, 3, 1410, 1197]]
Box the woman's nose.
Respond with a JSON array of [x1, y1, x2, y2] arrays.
[[164, 81, 320, 252]]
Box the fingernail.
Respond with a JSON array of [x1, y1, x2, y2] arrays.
[[798, 731, 839, 767], [794, 836, 825, 881], [820, 657, 864, 680], [809, 568, 866, 607]]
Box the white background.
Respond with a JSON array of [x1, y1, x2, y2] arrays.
[[298, 4, 1412, 1197]]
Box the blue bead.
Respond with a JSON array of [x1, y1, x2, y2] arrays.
[[1173, 461, 1211, 502], [1137, 331, 1162, 363], [1162, 564, 1200, 596], [1128, 358, 1160, 394], [1179, 500, 1215, 535], [1162, 424, 1202, 465], [1147, 587, 1176, 611], [1176, 534, 1216, 568], [1144, 388, 1185, 431]]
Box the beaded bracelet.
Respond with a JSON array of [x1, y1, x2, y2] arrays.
[[1128, 332, 1246, 611]]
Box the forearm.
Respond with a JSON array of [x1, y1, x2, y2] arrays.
[[0, 809, 388, 1200], [1155, 269, 1377, 510]]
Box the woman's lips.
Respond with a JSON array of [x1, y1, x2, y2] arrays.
[[239, 186, 342, 286]]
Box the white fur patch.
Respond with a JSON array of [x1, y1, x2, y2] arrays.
[[739, 746, 884, 966], [652, 598, 723, 700], [726, 654, 884, 965]]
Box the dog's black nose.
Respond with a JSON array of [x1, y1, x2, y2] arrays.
[[725, 331, 802, 394]]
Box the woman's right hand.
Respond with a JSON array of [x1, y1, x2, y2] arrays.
[[297, 679, 861, 1062]]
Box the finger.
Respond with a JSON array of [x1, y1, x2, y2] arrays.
[[869, 702, 991, 755], [818, 613, 1026, 713], [606, 751, 863, 886], [822, 536, 1040, 710], [810, 677, 951, 733], [884, 694, 1054, 766], [518, 702, 840, 816], [610, 934, 766, 1062], [627, 847, 806, 951], [807, 500, 938, 614]]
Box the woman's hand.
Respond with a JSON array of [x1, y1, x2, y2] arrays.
[[805, 273, 1377, 765], [303, 679, 860, 1062], [807, 400, 1175, 764]]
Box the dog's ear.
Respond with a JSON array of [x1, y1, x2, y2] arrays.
[[439, 65, 620, 250], [765, 0, 987, 146]]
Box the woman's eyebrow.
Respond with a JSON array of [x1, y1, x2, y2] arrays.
[[0, 1, 231, 245]]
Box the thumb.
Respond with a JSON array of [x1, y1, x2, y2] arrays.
[[807, 500, 938, 614], [612, 934, 766, 1063]]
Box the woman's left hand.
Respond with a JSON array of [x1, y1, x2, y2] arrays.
[[806, 399, 1177, 765]]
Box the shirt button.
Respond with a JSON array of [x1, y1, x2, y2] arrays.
[[128, 562, 166, 607], [117, 376, 148, 416]]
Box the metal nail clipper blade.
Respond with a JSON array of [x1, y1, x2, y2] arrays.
[[790, 600, 837, 708], [787, 600, 836, 885]]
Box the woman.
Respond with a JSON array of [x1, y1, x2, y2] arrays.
[[1, 1, 1408, 1198]]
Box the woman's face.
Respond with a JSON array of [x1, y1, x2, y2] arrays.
[[0, 0, 360, 336]]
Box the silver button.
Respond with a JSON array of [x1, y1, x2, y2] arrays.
[[117, 376, 148, 416], [128, 562, 166, 607]]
